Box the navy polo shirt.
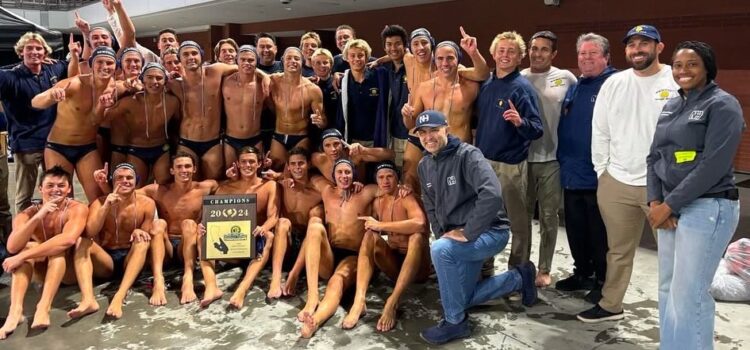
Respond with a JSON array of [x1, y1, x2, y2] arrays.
[[301, 64, 315, 78], [383, 62, 409, 139], [317, 76, 340, 124], [475, 69, 543, 164], [333, 54, 348, 74], [0, 61, 68, 153], [257, 60, 283, 74], [346, 69, 380, 141]]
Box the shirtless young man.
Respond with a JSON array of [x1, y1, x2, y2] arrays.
[[169, 41, 237, 180], [107, 47, 144, 168], [32, 46, 120, 202], [118, 47, 143, 81], [136, 153, 219, 304], [342, 161, 430, 332], [69, 163, 160, 319], [393, 27, 488, 196], [222, 45, 268, 169], [312, 128, 394, 184], [402, 39, 481, 143], [298, 158, 382, 338], [103, 63, 179, 186], [267, 147, 325, 299], [197, 146, 278, 308], [267, 47, 326, 169], [73, 0, 135, 70], [213, 38, 238, 65], [161, 47, 184, 80], [0, 167, 88, 339]]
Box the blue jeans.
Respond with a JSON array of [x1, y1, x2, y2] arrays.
[[658, 198, 739, 350], [431, 228, 522, 324]]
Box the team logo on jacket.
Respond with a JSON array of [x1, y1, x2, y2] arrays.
[[369, 87, 380, 96], [447, 175, 457, 186], [654, 89, 677, 101], [50, 76, 58, 85], [329, 91, 338, 100], [688, 110, 705, 121], [550, 78, 566, 87], [497, 99, 504, 108], [590, 94, 597, 103]]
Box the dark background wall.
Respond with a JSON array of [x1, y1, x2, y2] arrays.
[[137, 0, 750, 170]]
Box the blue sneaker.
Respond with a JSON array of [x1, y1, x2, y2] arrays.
[[420, 316, 471, 345], [516, 261, 538, 306]]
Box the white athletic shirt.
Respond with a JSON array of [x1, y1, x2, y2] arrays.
[[591, 65, 679, 186], [521, 66, 577, 162]]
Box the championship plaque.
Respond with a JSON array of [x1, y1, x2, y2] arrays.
[[201, 194, 256, 260]]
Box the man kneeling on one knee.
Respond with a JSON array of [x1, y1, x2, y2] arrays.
[[415, 110, 538, 345]]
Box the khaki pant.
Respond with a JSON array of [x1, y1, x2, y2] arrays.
[[487, 159, 529, 268], [526, 161, 561, 274], [14, 151, 44, 212], [390, 137, 407, 168], [0, 153, 10, 239], [597, 171, 649, 313]]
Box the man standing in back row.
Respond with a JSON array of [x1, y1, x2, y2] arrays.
[[556, 33, 617, 303], [520, 31, 577, 287], [475, 32, 543, 272], [578, 24, 679, 323]]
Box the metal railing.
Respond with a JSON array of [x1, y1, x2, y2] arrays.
[[1, 0, 98, 11]]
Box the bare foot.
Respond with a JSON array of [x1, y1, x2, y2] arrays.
[[535, 273, 551, 288], [180, 279, 197, 304], [199, 288, 224, 308], [297, 298, 318, 322], [282, 276, 298, 297], [377, 302, 398, 332], [105, 298, 124, 319], [341, 302, 367, 330], [30, 308, 50, 330], [67, 300, 100, 319], [267, 279, 282, 299], [300, 312, 319, 339], [0, 308, 25, 340], [149, 279, 167, 306], [228, 288, 249, 309]]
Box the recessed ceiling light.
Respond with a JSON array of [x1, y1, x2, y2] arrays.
[[285, 6, 292, 10]]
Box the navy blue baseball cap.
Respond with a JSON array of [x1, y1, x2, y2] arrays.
[[321, 128, 344, 141], [413, 110, 448, 132], [623, 25, 661, 43]]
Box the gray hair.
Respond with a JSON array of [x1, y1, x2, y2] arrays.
[[576, 33, 609, 56]]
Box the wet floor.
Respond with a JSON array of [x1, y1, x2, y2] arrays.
[[1, 222, 748, 350], [1, 162, 749, 349]]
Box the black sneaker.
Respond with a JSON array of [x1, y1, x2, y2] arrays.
[[577, 304, 624, 323], [583, 288, 603, 304], [555, 274, 595, 291]]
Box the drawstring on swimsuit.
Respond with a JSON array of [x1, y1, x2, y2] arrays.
[[142, 90, 169, 139], [180, 66, 205, 127], [237, 73, 258, 126]]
